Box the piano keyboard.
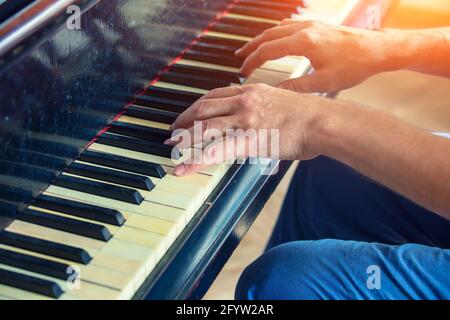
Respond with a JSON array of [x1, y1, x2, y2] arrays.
[[0, 0, 363, 300]]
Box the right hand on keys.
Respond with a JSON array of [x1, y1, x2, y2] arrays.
[[236, 20, 401, 93]]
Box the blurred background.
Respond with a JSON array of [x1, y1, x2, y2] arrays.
[[205, 0, 450, 299]]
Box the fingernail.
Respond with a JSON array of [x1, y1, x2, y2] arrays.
[[235, 48, 242, 55], [164, 138, 171, 145], [174, 164, 186, 176]]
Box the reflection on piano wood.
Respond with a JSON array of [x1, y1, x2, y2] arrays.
[[0, 0, 392, 299]]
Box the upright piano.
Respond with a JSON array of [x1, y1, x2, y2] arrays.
[[0, 0, 393, 300]]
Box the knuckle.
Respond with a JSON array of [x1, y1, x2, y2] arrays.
[[243, 112, 259, 128], [195, 101, 210, 116]]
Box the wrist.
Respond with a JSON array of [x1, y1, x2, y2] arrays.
[[306, 99, 360, 159], [381, 29, 446, 71]]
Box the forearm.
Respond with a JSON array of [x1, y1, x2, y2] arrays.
[[383, 27, 450, 77], [311, 101, 450, 219]]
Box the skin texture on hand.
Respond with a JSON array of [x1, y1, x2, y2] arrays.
[[236, 20, 450, 92], [167, 84, 332, 175], [236, 20, 393, 93]]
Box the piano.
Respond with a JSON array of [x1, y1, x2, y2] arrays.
[[0, 0, 393, 300]]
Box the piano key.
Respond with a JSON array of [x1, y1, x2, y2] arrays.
[[0, 262, 122, 300], [17, 208, 112, 242], [79, 150, 166, 179], [44, 187, 187, 233], [0, 247, 71, 280], [109, 122, 171, 145], [88, 142, 226, 179], [67, 161, 155, 191], [169, 64, 241, 84], [198, 35, 248, 49], [7, 220, 160, 271], [134, 95, 191, 113], [118, 115, 171, 131], [176, 58, 240, 74], [0, 231, 91, 264], [0, 242, 135, 295], [210, 23, 266, 38], [220, 16, 277, 29], [160, 71, 234, 90], [183, 50, 244, 68], [97, 132, 181, 160], [0, 283, 54, 300], [229, 4, 292, 20], [55, 174, 144, 205], [26, 204, 174, 258], [153, 80, 209, 95], [124, 105, 178, 125], [29, 202, 176, 241], [34, 194, 126, 226], [0, 267, 63, 299], [145, 86, 202, 104], [238, 0, 303, 11], [190, 42, 239, 56]]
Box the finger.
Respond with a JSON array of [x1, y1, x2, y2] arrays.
[[198, 85, 245, 101], [174, 135, 242, 176], [166, 116, 238, 148], [170, 96, 239, 130], [235, 23, 299, 58], [240, 36, 302, 77], [277, 72, 334, 93]]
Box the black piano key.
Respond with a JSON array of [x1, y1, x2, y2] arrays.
[[146, 86, 202, 104], [135, 95, 191, 113], [229, 4, 292, 20], [54, 174, 144, 205], [67, 162, 155, 191], [191, 42, 237, 56], [0, 247, 71, 280], [219, 16, 277, 31], [160, 71, 233, 91], [34, 195, 125, 227], [210, 23, 264, 38], [125, 105, 178, 125], [17, 208, 112, 242], [79, 150, 166, 179], [109, 122, 171, 145], [183, 50, 244, 68], [0, 231, 91, 265], [170, 64, 241, 83], [238, 0, 302, 12], [0, 267, 63, 299], [199, 35, 248, 49], [97, 133, 181, 160]]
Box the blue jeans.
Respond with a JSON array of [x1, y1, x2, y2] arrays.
[[235, 157, 450, 299]]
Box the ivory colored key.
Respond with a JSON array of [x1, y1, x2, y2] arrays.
[[0, 243, 134, 294], [44, 186, 188, 228], [0, 263, 122, 300], [7, 221, 159, 279]]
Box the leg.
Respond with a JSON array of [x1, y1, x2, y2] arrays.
[[236, 239, 450, 300], [268, 156, 450, 249]]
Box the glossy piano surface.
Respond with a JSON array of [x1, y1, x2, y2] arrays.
[[0, 0, 230, 219]]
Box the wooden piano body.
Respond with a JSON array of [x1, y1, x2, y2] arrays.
[[0, 0, 393, 299]]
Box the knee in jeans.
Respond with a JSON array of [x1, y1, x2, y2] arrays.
[[236, 241, 326, 300]]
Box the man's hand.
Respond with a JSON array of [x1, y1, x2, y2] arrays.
[[167, 84, 334, 176], [236, 20, 397, 93]]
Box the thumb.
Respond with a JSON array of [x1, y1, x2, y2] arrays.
[[277, 72, 333, 93]]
